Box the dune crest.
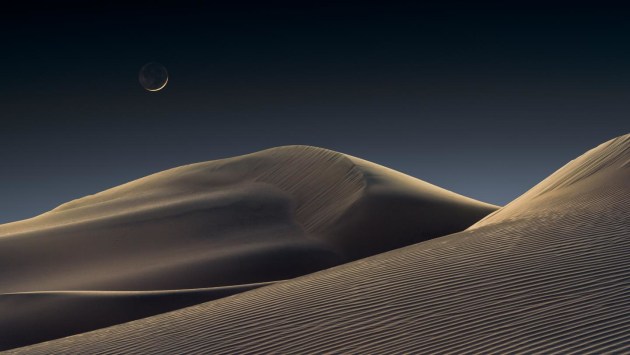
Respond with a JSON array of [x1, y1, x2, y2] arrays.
[[9, 134, 627, 354]]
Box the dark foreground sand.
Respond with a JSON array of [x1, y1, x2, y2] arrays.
[[0, 146, 497, 351], [0, 283, 271, 352], [6, 134, 627, 354]]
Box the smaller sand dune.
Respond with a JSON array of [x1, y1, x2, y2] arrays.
[[471, 133, 630, 228]]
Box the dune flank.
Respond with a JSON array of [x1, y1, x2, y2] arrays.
[[8, 134, 627, 354], [0, 282, 272, 351], [0, 145, 497, 350]]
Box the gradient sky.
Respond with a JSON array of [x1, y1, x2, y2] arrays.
[[1, 1, 629, 224]]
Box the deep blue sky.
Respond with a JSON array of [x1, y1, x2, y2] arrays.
[[1, 1, 629, 224]]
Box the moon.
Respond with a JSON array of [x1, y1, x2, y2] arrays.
[[139, 62, 168, 91]]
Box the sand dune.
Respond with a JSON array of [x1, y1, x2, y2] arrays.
[[0, 146, 496, 293], [0, 145, 497, 350], [8, 134, 628, 354]]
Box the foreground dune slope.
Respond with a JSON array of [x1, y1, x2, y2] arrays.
[[0, 145, 497, 350], [0, 282, 272, 352], [11, 134, 628, 354]]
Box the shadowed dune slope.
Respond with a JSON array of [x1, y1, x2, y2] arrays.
[[0, 145, 497, 350], [0, 282, 272, 352], [11, 134, 628, 354]]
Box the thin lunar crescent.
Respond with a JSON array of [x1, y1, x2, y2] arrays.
[[147, 76, 168, 92], [139, 62, 168, 91]]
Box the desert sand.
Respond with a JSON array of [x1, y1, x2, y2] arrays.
[[0, 283, 271, 352], [0, 145, 497, 351], [5, 134, 627, 354]]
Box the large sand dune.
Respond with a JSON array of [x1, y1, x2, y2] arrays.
[[0, 146, 497, 350], [8, 134, 628, 354]]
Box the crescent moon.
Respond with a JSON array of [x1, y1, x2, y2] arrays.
[[139, 62, 169, 92]]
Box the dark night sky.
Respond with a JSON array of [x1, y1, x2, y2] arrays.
[[1, 1, 629, 224]]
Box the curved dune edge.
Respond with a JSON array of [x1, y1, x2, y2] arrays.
[[0, 282, 276, 351], [8, 134, 628, 354]]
